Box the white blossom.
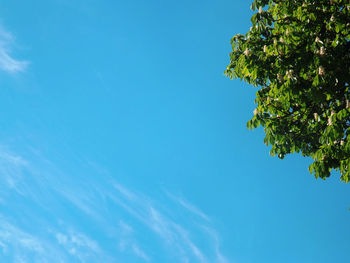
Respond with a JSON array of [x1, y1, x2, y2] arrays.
[[259, 7, 263, 14], [314, 113, 319, 121], [318, 66, 325, 76], [315, 37, 323, 44], [263, 45, 267, 53], [285, 69, 297, 81], [327, 111, 335, 126], [328, 117, 333, 126], [319, 47, 326, 56], [253, 108, 258, 115], [277, 73, 283, 83], [286, 69, 294, 79], [243, 48, 251, 56]]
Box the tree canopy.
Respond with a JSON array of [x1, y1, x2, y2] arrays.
[[225, 0, 350, 181]]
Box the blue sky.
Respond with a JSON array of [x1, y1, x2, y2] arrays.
[[0, 0, 349, 262]]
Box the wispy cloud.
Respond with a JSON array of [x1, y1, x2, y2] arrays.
[[54, 230, 103, 262], [172, 222, 207, 263], [0, 148, 29, 194], [203, 227, 229, 263], [0, 215, 108, 263], [0, 25, 28, 73], [165, 191, 210, 222], [113, 183, 137, 201], [0, 217, 66, 262], [132, 244, 150, 262], [118, 221, 150, 262], [111, 185, 216, 263], [0, 146, 230, 263]]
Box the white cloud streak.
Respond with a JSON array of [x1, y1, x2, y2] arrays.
[[0, 25, 28, 73], [54, 230, 103, 262], [0, 146, 229, 263], [132, 244, 150, 262], [203, 227, 229, 263], [165, 191, 211, 222], [118, 220, 150, 261], [0, 217, 66, 263], [112, 186, 210, 263], [0, 148, 29, 195]]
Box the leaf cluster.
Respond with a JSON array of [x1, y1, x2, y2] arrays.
[[225, 0, 350, 181]]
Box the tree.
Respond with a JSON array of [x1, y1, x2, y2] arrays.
[[225, 0, 350, 181]]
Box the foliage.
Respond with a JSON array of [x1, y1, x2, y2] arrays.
[[225, 0, 350, 181]]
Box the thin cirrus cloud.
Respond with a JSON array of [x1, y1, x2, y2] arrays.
[[0, 217, 68, 262], [54, 230, 105, 262], [0, 25, 28, 73], [165, 191, 211, 222], [118, 221, 150, 262], [0, 145, 229, 263]]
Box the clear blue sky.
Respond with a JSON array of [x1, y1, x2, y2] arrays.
[[0, 0, 349, 262]]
